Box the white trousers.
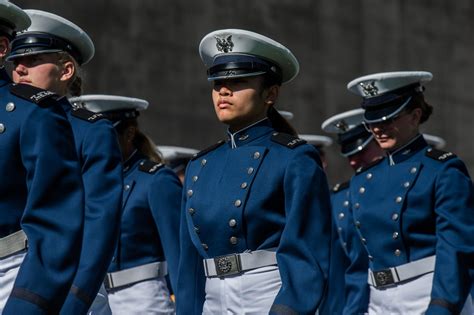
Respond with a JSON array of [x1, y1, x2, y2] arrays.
[[88, 284, 112, 315], [0, 251, 26, 312], [368, 272, 473, 315], [108, 277, 175, 315], [202, 265, 282, 315]]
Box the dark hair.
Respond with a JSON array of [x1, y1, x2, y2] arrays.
[[261, 74, 298, 136], [116, 118, 164, 163], [405, 93, 433, 124]]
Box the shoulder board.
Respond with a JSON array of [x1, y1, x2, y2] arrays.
[[356, 157, 383, 174], [10, 84, 58, 106], [139, 160, 164, 174], [332, 180, 350, 192], [191, 140, 225, 161], [71, 107, 105, 123], [425, 147, 456, 162], [271, 132, 306, 149]]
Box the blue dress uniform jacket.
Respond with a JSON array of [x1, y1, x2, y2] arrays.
[[108, 152, 182, 290], [347, 135, 474, 315], [59, 104, 123, 314], [0, 78, 84, 314], [319, 183, 369, 315], [176, 119, 331, 315]]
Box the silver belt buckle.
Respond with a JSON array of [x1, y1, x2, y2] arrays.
[[373, 269, 395, 287], [214, 254, 242, 277]]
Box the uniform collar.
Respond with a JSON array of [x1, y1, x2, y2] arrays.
[[0, 67, 12, 87], [123, 149, 142, 173], [226, 118, 273, 148], [387, 133, 427, 165]]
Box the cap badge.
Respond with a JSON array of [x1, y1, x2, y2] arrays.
[[359, 81, 379, 96], [215, 35, 234, 53], [335, 120, 349, 132]]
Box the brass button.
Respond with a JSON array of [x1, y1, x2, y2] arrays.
[[5, 102, 15, 112], [253, 152, 261, 159], [0, 123, 5, 133], [228, 219, 237, 227], [395, 196, 402, 203], [192, 176, 199, 182], [234, 199, 242, 207], [188, 208, 195, 215], [366, 173, 373, 180], [394, 249, 401, 256], [187, 189, 193, 197], [359, 187, 365, 194], [410, 167, 417, 174], [392, 213, 399, 221], [338, 212, 345, 220], [392, 232, 399, 239], [230, 236, 238, 245], [241, 182, 248, 189], [247, 167, 254, 175], [403, 181, 410, 188], [202, 243, 209, 251], [201, 159, 207, 166]]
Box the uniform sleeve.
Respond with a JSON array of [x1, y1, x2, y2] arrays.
[[176, 179, 206, 315], [148, 167, 182, 291], [60, 121, 123, 314], [270, 147, 331, 315], [3, 104, 84, 315], [426, 160, 474, 315]]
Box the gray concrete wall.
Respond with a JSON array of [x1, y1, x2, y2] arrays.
[[15, 0, 474, 184]]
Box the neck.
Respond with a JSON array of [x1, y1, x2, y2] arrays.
[[228, 115, 268, 133]]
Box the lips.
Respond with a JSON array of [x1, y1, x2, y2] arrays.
[[217, 99, 232, 108]]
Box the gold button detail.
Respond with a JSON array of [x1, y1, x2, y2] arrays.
[[247, 167, 254, 175], [395, 196, 402, 203], [392, 232, 399, 239], [230, 236, 238, 245], [5, 102, 15, 112], [394, 249, 401, 256], [253, 152, 261, 159], [234, 199, 242, 207], [241, 182, 248, 189], [229, 219, 237, 227], [201, 159, 207, 166]]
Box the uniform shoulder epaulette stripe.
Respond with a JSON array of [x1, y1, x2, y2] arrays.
[[71, 107, 105, 123], [332, 180, 350, 192], [356, 157, 383, 174], [191, 140, 225, 161], [10, 83, 58, 106], [425, 147, 456, 162], [138, 160, 164, 174], [271, 132, 306, 149]]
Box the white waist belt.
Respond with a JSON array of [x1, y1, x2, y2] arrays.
[[0, 230, 27, 259], [104, 261, 167, 290], [204, 249, 277, 278], [368, 255, 436, 288]]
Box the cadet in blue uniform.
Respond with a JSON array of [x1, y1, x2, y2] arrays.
[[0, 2, 85, 314], [71, 94, 182, 314], [320, 108, 384, 315], [346, 71, 474, 314], [176, 29, 331, 314], [7, 10, 123, 314]]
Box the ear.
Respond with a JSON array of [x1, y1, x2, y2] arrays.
[[0, 37, 9, 60], [264, 85, 280, 106], [411, 108, 422, 125], [60, 60, 76, 82]]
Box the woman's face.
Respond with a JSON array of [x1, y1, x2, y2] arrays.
[[212, 76, 275, 131], [368, 108, 422, 151], [11, 53, 72, 95]]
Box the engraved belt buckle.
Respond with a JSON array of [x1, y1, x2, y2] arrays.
[[214, 254, 242, 277], [373, 269, 394, 287]]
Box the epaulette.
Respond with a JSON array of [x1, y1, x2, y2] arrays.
[[271, 132, 306, 149], [71, 107, 105, 123], [139, 160, 164, 174], [332, 180, 350, 193], [425, 147, 456, 162], [355, 157, 383, 174], [191, 140, 225, 161], [10, 84, 58, 106]]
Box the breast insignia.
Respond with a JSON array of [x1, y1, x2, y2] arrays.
[[425, 147, 456, 162], [271, 132, 306, 149], [139, 160, 164, 174], [71, 107, 105, 123], [191, 140, 225, 161], [332, 180, 350, 192], [10, 83, 58, 106]]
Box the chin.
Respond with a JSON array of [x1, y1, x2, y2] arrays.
[[377, 139, 396, 151]]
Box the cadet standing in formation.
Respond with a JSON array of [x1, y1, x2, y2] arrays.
[[0, 2, 85, 314], [176, 29, 331, 314], [71, 95, 182, 314], [7, 10, 124, 314], [345, 71, 474, 314], [320, 108, 384, 315]]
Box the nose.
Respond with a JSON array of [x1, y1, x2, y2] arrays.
[[218, 84, 232, 96], [14, 62, 27, 76]]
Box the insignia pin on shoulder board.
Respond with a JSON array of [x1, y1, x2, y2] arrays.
[[10, 84, 58, 106], [333, 180, 350, 192], [139, 160, 164, 174], [71, 107, 105, 123], [271, 132, 306, 149], [425, 147, 456, 162]]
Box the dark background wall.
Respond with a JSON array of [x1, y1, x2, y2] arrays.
[[15, 0, 474, 185]]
